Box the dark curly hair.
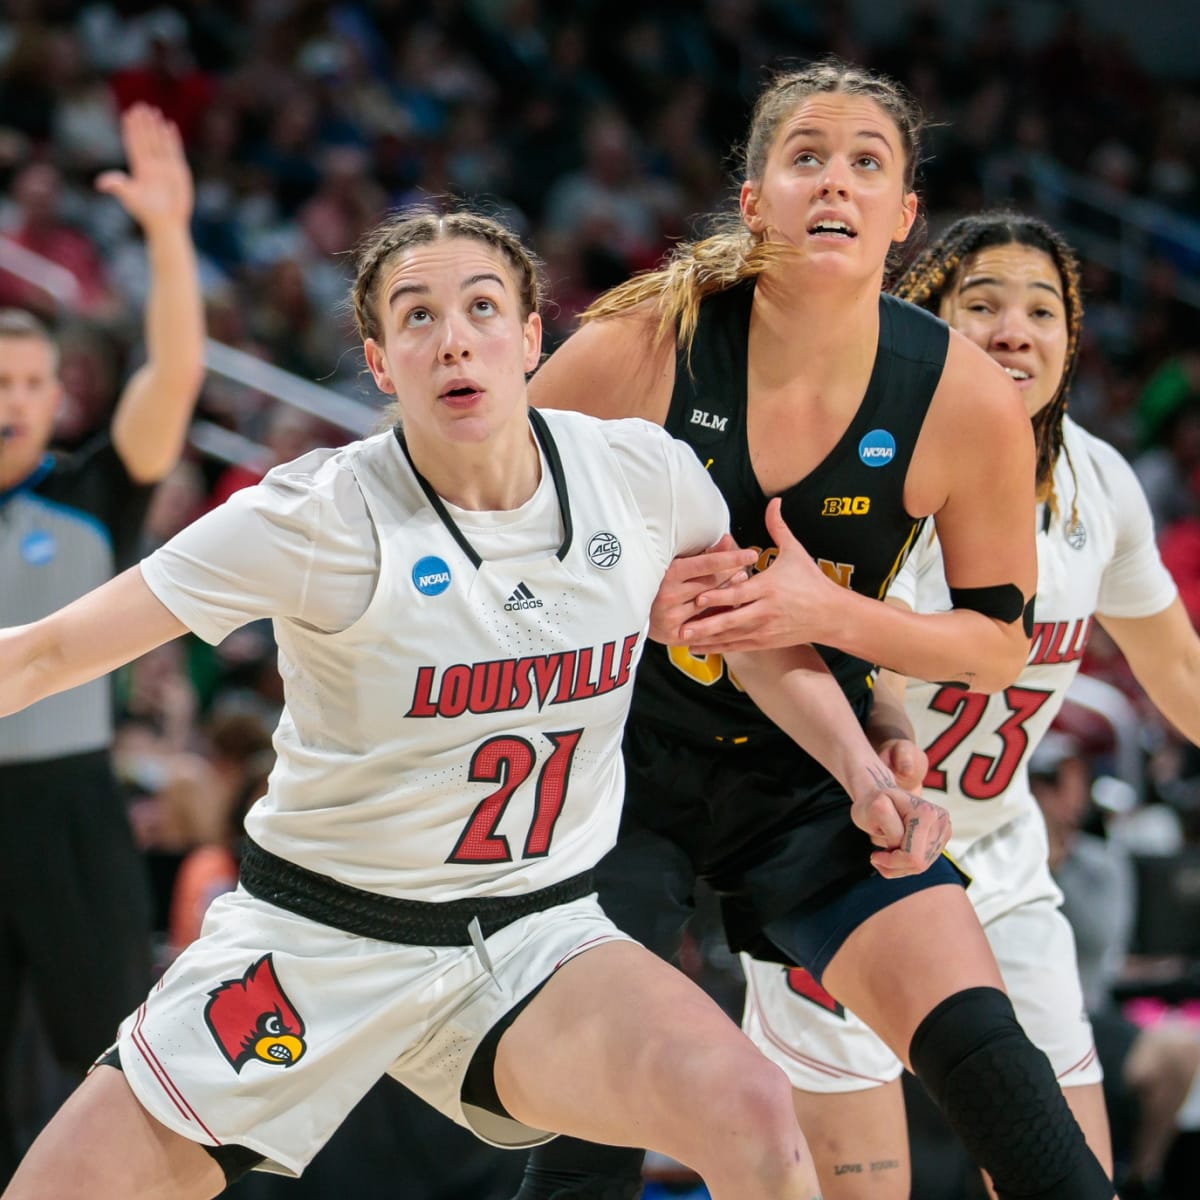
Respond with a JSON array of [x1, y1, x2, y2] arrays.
[[894, 210, 1083, 521]]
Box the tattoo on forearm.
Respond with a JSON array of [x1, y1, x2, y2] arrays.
[[866, 763, 896, 790], [833, 1162, 863, 1175], [871, 1159, 900, 1172]]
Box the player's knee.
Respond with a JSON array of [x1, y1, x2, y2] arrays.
[[909, 987, 1115, 1199], [682, 1053, 805, 1173], [724, 1056, 798, 1140]]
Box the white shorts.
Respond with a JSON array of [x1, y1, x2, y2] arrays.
[[742, 807, 1100, 1093], [115, 885, 629, 1175]]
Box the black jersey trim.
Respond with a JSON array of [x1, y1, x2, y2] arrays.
[[528, 407, 574, 561], [393, 409, 573, 568]]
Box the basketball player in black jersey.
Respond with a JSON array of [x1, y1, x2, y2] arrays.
[[522, 60, 1115, 1200]]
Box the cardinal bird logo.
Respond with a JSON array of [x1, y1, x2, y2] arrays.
[[785, 967, 846, 1019], [204, 954, 307, 1072]]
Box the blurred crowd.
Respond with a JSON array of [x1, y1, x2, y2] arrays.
[[4, 1, 1200, 1197]]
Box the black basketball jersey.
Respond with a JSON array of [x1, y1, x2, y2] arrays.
[[630, 281, 949, 744]]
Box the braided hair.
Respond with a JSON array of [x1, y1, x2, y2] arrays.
[[894, 211, 1083, 522], [580, 58, 925, 360], [351, 206, 543, 345]]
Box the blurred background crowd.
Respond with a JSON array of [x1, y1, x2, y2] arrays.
[[2, 1, 1200, 1197]]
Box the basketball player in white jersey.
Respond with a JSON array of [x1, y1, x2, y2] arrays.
[[0, 208, 942, 1200], [741, 211, 1200, 1198]]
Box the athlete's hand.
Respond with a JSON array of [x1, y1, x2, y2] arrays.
[[872, 736, 927, 794], [680, 498, 839, 653], [649, 535, 758, 644], [850, 765, 951, 879], [96, 104, 193, 235]]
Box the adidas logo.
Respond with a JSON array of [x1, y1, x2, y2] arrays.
[[504, 582, 544, 612]]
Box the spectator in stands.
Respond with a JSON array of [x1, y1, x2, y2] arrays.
[[0, 103, 203, 1187], [0, 161, 113, 318], [1033, 735, 1200, 1198]]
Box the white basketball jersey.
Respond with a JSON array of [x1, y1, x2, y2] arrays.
[[142, 409, 727, 900], [890, 416, 1176, 851]]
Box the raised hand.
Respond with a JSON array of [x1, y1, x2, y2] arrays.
[[680, 496, 840, 653], [95, 104, 193, 235], [648, 534, 758, 644]]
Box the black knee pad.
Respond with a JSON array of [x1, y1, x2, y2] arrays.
[[909, 987, 1115, 1200], [512, 1137, 644, 1199]]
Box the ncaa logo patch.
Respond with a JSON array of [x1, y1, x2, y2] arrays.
[[1065, 518, 1087, 550], [412, 555, 452, 596], [858, 429, 896, 468], [20, 529, 56, 566], [587, 531, 622, 569]]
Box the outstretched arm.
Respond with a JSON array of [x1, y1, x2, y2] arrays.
[[1100, 598, 1200, 745], [0, 568, 186, 718], [726, 646, 949, 878], [103, 104, 205, 484]]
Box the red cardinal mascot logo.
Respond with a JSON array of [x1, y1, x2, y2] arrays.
[[785, 967, 846, 1019], [204, 954, 307, 1072]]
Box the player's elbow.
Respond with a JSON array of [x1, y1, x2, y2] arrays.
[[971, 625, 1030, 694], [0, 625, 57, 716]]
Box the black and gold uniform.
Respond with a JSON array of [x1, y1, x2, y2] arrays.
[[602, 283, 960, 977]]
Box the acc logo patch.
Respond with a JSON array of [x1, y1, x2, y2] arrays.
[[412, 555, 452, 596], [587, 531, 621, 570], [858, 429, 896, 468], [786, 967, 846, 1019], [205, 954, 307, 1072]]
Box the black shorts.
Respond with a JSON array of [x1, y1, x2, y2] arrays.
[[0, 750, 152, 1070], [598, 716, 965, 981]]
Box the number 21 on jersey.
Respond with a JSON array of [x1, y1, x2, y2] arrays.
[[448, 730, 583, 863]]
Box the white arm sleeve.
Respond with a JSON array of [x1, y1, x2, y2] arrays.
[[600, 417, 729, 567], [140, 451, 379, 645], [1091, 438, 1178, 619]]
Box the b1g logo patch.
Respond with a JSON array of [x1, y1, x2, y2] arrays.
[[587, 531, 621, 570], [822, 496, 871, 516], [858, 429, 896, 468], [205, 954, 307, 1072]]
